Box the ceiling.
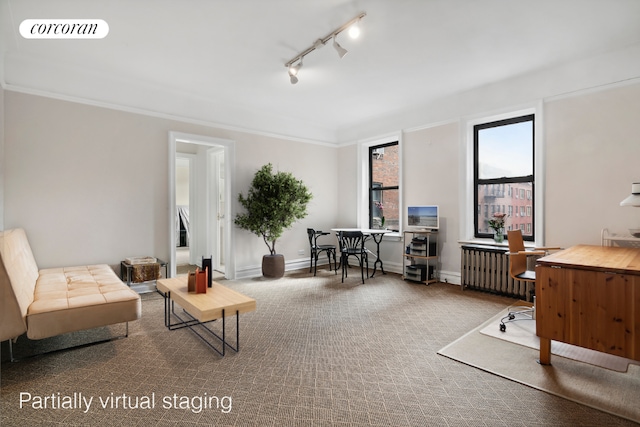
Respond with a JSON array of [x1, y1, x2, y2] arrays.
[[2, 0, 640, 143]]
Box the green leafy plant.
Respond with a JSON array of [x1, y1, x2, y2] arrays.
[[235, 163, 312, 255]]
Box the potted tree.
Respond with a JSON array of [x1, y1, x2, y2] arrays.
[[234, 163, 312, 278]]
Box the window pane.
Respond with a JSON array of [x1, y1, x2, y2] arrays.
[[371, 188, 399, 230], [478, 120, 533, 179], [477, 183, 533, 238], [371, 144, 399, 187]]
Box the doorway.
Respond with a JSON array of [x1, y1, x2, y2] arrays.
[[168, 132, 236, 279], [175, 154, 195, 271]]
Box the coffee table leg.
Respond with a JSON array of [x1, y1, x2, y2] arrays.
[[222, 309, 225, 356], [163, 291, 170, 327], [160, 294, 242, 356]]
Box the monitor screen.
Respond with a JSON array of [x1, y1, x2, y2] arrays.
[[407, 205, 439, 230]]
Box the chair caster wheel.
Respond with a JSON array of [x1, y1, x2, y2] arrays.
[[499, 323, 506, 332]]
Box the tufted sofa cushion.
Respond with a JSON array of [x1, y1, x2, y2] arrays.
[[27, 265, 141, 340]]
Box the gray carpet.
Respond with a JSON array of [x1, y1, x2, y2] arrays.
[[1, 270, 637, 426]]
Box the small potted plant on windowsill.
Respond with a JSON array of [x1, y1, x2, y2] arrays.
[[488, 212, 508, 243], [374, 201, 385, 229], [234, 163, 312, 278]]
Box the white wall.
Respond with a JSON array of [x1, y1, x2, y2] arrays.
[[336, 42, 640, 144], [3, 91, 338, 274], [3, 81, 640, 280], [232, 132, 339, 275], [175, 158, 190, 207], [403, 123, 460, 278], [0, 86, 4, 230], [544, 83, 640, 247], [336, 81, 640, 283]]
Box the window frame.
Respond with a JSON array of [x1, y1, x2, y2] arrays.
[[468, 109, 545, 246], [357, 133, 402, 235], [368, 141, 399, 230]]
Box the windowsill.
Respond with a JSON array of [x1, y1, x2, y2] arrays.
[[381, 231, 402, 241], [458, 238, 536, 249]]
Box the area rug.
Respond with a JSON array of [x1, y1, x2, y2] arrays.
[[479, 305, 640, 373], [438, 306, 640, 424]]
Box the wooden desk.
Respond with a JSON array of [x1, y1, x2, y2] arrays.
[[535, 244, 640, 365]]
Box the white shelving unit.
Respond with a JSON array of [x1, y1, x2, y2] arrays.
[[403, 230, 437, 284], [601, 228, 640, 248]]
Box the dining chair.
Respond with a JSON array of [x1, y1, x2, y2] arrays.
[[307, 228, 337, 276], [338, 230, 368, 284]]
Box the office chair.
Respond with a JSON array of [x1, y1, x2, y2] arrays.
[[338, 230, 368, 284], [500, 229, 561, 332], [307, 228, 337, 276]]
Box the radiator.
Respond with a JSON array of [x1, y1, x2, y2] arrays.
[[460, 244, 534, 301]]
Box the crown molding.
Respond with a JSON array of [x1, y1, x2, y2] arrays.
[[3, 84, 339, 148]]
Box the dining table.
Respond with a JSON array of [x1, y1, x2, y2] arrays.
[[331, 228, 390, 278]]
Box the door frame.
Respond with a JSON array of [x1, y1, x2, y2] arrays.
[[168, 131, 236, 279], [207, 147, 225, 272]]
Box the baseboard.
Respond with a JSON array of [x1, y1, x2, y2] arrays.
[[235, 257, 314, 279], [235, 259, 462, 284], [438, 270, 461, 286]]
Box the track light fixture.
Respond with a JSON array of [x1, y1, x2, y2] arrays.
[[332, 35, 348, 59], [348, 17, 361, 38], [284, 12, 366, 84], [288, 58, 302, 84]]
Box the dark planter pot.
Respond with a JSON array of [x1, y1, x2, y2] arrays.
[[262, 254, 285, 278]]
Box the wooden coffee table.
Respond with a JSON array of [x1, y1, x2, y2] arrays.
[[156, 277, 256, 356]]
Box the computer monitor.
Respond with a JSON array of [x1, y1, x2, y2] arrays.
[[407, 205, 439, 230]]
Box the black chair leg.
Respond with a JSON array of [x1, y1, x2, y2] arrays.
[[341, 254, 347, 283], [309, 252, 314, 273], [332, 250, 337, 275], [314, 253, 320, 276]]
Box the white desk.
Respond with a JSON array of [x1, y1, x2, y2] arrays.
[[331, 228, 389, 277]]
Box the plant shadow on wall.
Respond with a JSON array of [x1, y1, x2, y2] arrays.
[[234, 164, 312, 278]]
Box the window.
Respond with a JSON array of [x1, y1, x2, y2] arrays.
[[369, 141, 399, 230], [474, 114, 534, 240]]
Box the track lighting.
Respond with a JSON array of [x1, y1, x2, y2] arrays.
[[284, 12, 366, 84], [288, 69, 298, 84], [288, 58, 302, 84], [348, 19, 361, 38], [332, 35, 348, 58]]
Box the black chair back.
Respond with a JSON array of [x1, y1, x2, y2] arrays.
[[307, 228, 337, 276], [307, 228, 316, 247], [339, 231, 365, 254], [338, 231, 368, 283]]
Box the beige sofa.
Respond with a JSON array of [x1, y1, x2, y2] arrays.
[[1, 228, 141, 358]]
